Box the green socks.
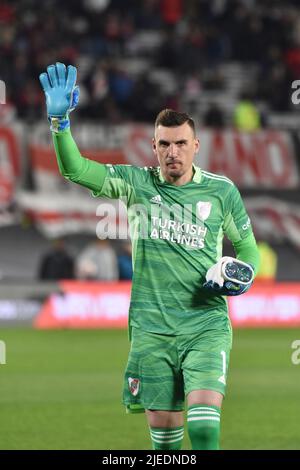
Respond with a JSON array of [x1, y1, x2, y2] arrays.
[[149, 426, 184, 450], [149, 405, 221, 450], [187, 404, 221, 450]]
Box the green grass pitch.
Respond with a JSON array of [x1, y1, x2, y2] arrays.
[[0, 328, 299, 449]]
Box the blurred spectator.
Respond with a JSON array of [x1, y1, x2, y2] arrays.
[[90, 61, 109, 101], [117, 240, 133, 280], [84, 0, 111, 13], [76, 238, 118, 280], [128, 73, 162, 121], [157, 29, 183, 70], [135, 0, 162, 30], [203, 103, 225, 128], [108, 66, 134, 111], [38, 238, 74, 280], [203, 68, 225, 91], [160, 0, 183, 26], [257, 62, 293, 112], [255, 241, 278, 282], [234, 92, 261, 132]]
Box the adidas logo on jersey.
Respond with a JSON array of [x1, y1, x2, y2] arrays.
[[150, 195, 162, 205]]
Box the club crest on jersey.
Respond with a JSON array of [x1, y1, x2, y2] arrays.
[[128, 377, 140, 396], [196, 201, 212, 221]]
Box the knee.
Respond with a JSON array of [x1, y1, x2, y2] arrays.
[[146, 409, 183, 428]]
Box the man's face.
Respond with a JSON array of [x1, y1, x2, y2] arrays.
[[152, 122, 199, 182]]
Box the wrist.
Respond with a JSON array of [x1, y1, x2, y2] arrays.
[[48, 116, 70, 133]]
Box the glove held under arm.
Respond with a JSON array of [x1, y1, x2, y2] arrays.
[[203, 257, 254, 296]]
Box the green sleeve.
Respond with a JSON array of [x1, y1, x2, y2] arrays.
[[52, 129, 137, 203], [223, 184, 260, 274], [223, 184, 252, 242], [52, 129, 107, 192], [232, 233, 260, 275]]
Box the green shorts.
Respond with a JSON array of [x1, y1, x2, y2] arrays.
[[122, 325, 232, 413]]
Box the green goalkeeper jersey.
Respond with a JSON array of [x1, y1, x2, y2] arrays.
[[92, 164, 256, 335], [53, 130, 259, 336]]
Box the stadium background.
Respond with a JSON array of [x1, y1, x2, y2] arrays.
[[0, 0, 300, 450]]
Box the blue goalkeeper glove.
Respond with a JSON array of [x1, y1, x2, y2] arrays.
[[39, 62, 80, 132], [203, 257, 254, 296]]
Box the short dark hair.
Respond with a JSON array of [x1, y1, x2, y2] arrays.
[[155, 109, 195, 135]]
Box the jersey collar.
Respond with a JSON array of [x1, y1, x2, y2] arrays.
[[158, 165, 202, 184]]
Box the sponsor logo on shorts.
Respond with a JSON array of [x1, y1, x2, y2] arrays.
[[128, 377, 140, 396]]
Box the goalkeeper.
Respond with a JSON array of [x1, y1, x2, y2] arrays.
[[39, 63, 260, 450]]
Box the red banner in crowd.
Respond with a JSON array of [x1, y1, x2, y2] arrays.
[[28, 124, 299, 189], [34, 281, 300, 329], [196, 129, 299, 188], [19, 124, 300, 237], [0, 125, 22, 207]]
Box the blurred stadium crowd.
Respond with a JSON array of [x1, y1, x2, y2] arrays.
[[1, 0, 300, 124], [0, 0, 300, 282]]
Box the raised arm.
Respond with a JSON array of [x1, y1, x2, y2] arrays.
[[39, 62, 106, 191]]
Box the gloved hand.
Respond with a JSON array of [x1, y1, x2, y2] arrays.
[[203, 256, 254, 296], [39, 62, 80, 132]]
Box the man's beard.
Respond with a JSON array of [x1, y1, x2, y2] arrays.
[[167, 168, 184, 177], [165, 160, 183, 177]]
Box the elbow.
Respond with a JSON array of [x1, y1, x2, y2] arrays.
[[59, 167, 78, 182]]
